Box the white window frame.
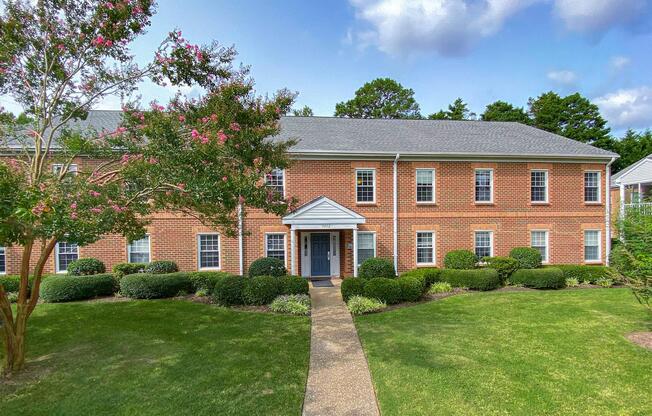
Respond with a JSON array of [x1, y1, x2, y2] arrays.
[[197, 233, 221, 270], [265, 168, 285, 198], [127, 234, 151, 264], [415, 168, 436, 204], [474, 168, 494, 204], [52, 163, 78, 176], [415, 231, 437, 266], [583, 230, 602, 263], [356, 231, 377, 267], [264, 232, 287, 267], [55, 241, 79, 273], [355, 168, 376, 204], [584, 171, 601, 204], [0, 246, 6, 275], [474, 230, 494, 259], [530, 170, 549, 203], [530, 230, 550, 264]]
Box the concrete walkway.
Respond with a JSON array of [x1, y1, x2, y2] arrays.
[[303, 279, 380, 416]]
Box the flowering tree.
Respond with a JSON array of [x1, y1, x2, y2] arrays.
[[0, 0, 295, 375]]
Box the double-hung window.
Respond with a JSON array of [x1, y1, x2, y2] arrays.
[[416, 231, 435, 265], [530, 170, 548, 203], [0, 246, 5, 274], [265, 233, 286, 264], [356, 169, 375, 203], [584, 230, 601, 262], [128, 235, 151, 263], [198, 234, 220, 269], [52, 163, 78, 179], [475, 169, 493, 203], [357, 232, 376, 267], [55, 242, 79, 273], [530, 230, 549, 263], [584, 172, 601, 203], [474, 231, 493, 259], [416, 169, 435, 203], [266, 169, 285, 197]]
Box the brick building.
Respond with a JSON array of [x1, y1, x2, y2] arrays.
[[0, 112, 619, 277]]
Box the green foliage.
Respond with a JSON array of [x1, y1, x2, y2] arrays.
[[443, 250, 477, 269], [334, 78, 421, 119], [440, 268, 501, 291], [187, 271, 231, 294], [248, 257, 287, 277], [554, 265, 619, 284], [292, 105, 313, 117], [480, 101, 530, 123], [363, 277, 402, 304], [565, 278, 580, 287], [66, 258, 106, 276], [119, 273, 192, 299], [7, 292, 18, 303], [428, 98, 476, 120], [613, 210, 652, 309], [144, 260, 179, 274], [509, 268, 565, 289], [243, 276, 282, 305], [279, 276, 309, 295], [483, 256, 519, 282], [112, 263, 147, 278], [341, 278, 366, 302], [347, 296, 387, 315], [40, 274, 116, 303], [509, 247, 542, 269], [596, 278, 614, 288], [398, 276, 423, 302], [399, 267, 441, 287], [0, 275, 43, 293], [429, 282, 453, 294], [609, 245, 638, 277], [609, 130, 652, 173], [270, 294, 311, 315], [358, 257, 396, 279], [212, 275, 248, 306]]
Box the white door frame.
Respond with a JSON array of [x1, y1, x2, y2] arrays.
[[300, 231, 340, 277]]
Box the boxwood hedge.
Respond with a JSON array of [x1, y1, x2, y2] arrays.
[[66, 258, 106, 276], [358, 258, 396, 279], [439, 268, 500, 291], [553, 265, 618, 284], [248, 257, 287, 277], [398, 275, 423, 302], [443, 250, 477, 269], [483, 256, 519, 283], [213, 275, 248, 306], [399, 267, 441, 287], [279, 275, 309, 295], [341, 278, 366, 302], [120, 273, 192, 299], [41, 274, 117, 303], [187, 271, 231, 294], [510, 267, 565, 289], [144, 260, 179, 274], [509, 247, 542, 269], [363, 277, 402, 304], [243, 275, 282, 305], [112, 263, 147, 278]]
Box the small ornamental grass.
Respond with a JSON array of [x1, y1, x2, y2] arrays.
[[270, 294, 311, 315], [565, 277, 580, 287], [429, 281, 453, 294], [596, 278, 614, 288], [347, 296, 386, 315], [41, 274, 117, 303]]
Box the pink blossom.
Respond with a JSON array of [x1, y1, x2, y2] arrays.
[[32, 201, 46, 216], [238, 195, 245, 204], [191, 129, 199, 138], [90, 207, 102, 213], [70, 202, 77, 210], [92, 35, 106, 47], [178, 115, 186, 122], [210, 113, 218, 121], [177, 183, 185, 190], [148, 157, 158, 164], [39, 183, 47, 191], [222, 176, 228, 182], [105, 39, 113, 47], [70, 212, 78, 220], [89, 190, 101, 197], [200, 136, 209, 144], [56, 44, 65, 52], [104, 2, 114, 9], [111, 205, 123, 213], [217, 131, 228, 143], [229, 122, 241, 131], [121, 154, 130, 164]]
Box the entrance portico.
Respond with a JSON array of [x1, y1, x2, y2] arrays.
[[282, 196, 365, 278]]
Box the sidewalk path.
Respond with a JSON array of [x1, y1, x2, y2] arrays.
[[302, 279, 380, 416]]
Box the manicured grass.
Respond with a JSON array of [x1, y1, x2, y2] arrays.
[[0, 300, 310, 415], [355, 289, 652, 415]]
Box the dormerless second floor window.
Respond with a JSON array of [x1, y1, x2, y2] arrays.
[[584, 171, 600, 203], [265, 233, 286, 264], [356, 169, 375, 203], [531, 170, 548, 203], [266, 169, 285, 197], [416, 169, 435, 203], [475, 169, 493, 202], [0, 246, 5, 274]]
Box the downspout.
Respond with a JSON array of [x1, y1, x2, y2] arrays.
[[605, 157, 615, 266], [393, 153, 400, 275], [238, 204, 244, 275]]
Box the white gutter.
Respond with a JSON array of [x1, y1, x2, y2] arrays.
[[605, 157, 615, 265], [238, 204, 244, 275], [393, 153, 400, 275]]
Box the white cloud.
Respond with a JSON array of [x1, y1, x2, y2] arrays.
[[547, 70, 577, 85], [593, 86, 652, 129], [610, 56, 631, 71], [553, 0, 648, 34]]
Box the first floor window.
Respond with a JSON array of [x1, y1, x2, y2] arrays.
[[265, 233, 286, 263], [198, 234, 220, 269], [266, 169, 285, 197], [474, 231, 493, 259], [128, 235, 150, 263], [584, 171, 600, 203], [475, 169, 493, 202], [416, 169, 435, 203], [356, 169, 375, 203], [530, 231, 549, 263], [357, 232, 376, 267], [56, 242, 78, 272], [584, 230, 601, 262], [416, 232, 435, 264], [0, 246, 5, 274], [530, 170, 548, 202]]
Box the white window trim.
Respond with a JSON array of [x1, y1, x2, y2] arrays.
[[530, 230, 550, 264], [584, 171, 602, 204], [474, 230, 494, 258], [474, 168, 494, 204], [583, 229, 602, 263], [55, 242, 79, 274], [415, 168, 436, 204], [530, 169, 549, 204], [355, 168, 376, 204], [197, 233, 221, 270], [127, 234, 151, 264], [357, 231, 377, 267], [52, 163, 78, 175], [415, 231, 437, 266], [264, 232, 288, 267], [265, 168, 286, 198], [0, 246, 6, 275]]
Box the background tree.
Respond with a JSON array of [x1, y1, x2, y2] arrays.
[[480, 100, 530, 124], [292, 105, 313, 117], [0, 0, 295, 376], [610, 130, 652, 173], [334, 78, 421, 119], [428, 98, 476, 120]]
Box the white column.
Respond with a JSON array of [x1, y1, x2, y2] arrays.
[[238, 204, 244, 276], [619, 183, 626, 218], [290, 227, 297, 275], [638, 183, 642, 202], [353, 228, 358, 278]]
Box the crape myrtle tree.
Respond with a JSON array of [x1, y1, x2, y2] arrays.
[[0, 0, 295, 376]]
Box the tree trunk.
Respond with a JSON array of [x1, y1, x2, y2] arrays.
[[1, 323, 25, 376]]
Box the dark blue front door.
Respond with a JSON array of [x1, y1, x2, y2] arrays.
[[311, 233, 330, 276]]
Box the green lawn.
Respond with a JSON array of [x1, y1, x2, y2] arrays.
[[0, 300, 310, 416], [355, 289, 652, 416]]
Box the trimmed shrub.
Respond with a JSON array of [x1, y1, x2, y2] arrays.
[[213, 275, 248, 306], [554, 265, 619, 284], [279, 275, 309, 295], [429, 282, 453, 294], [341, 278, 366, 302], [509, 247, 542, 269], [270, 294, 311, 315], [66, 258, 106, 276], [398, 276, 423, 302], [248, 257, 287, 277], [144, 260, 178, 274], [363, 277, 402, 304], [112, 263, 146, 278], [0, 275, 21, 292], [399, 267, 441, 288], [510, 268, 565, 289], [440, 268, 500, 291], [443, 250, 477, 269], [358, 257, 396, 279], [243, 275, 281, 305], [41, 274, 117, 303], [347, 296, 386, 315], [483, 256, 519, 283], [120, 273, 192, 299], [188, 271, 231, 294]]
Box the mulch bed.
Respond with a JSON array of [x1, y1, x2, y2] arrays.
[[626, 332, 652, 351]]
